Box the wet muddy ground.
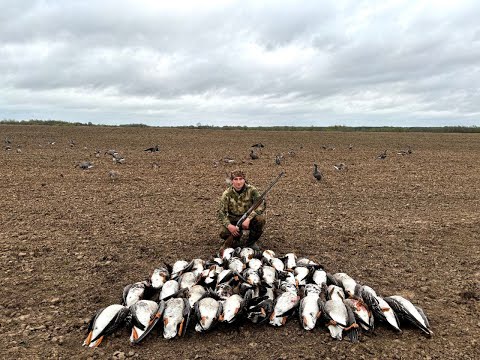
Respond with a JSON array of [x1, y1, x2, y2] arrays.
[[1, 125, 479, 359]]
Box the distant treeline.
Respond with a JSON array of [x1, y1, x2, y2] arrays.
[[1, 119, 479, 133]]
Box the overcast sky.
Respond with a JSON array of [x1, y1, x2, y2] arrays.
[[1, 0, 480, 127]]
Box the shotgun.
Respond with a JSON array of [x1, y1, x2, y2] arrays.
[[236, 171, 285, 230]]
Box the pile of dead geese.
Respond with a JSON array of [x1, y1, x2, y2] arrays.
[[83, 247, 433, 348]]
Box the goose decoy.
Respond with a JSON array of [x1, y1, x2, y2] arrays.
[[112, 153, 125, 164], [397, 146, 413, 155], [83, 304, 130, 347], [275, 154, 283, 165], [333, 163, 347, 171], [252, 143, 265, 149], [77, 161, 93, 170], [377, 150, 387, 159], [108, 170, 119, 181], [313, 163, 322, 181], [250, 150, 259, 160], [384, 295, 433, 336], [144, 145, 160, 152]]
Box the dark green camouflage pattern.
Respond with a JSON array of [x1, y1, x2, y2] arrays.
[[218, 184, 265, 228]]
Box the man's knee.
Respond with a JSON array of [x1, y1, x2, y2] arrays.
[[251, 215, 266, 231]]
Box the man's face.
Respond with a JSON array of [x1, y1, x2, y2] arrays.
[[232, 176, 245, 191]]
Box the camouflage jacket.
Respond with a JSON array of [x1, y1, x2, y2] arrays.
[[218, 183, 265, 228]]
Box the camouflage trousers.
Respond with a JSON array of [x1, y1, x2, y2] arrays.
[[219, 215, 266, 248]]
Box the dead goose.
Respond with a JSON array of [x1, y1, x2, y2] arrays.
[[194, 293, 223, 332], [269, 282, 300, 327], [163, 297, 191, 339], [344, 297, 374, 332], [123, 281, 150, 307], [299, 284, 325, 331], [129, 300, 165, 344], [83, 304, 130, 347], [150, 266, 170, 290], [159, 279, 180, 301], [384, 295, 432, 336]]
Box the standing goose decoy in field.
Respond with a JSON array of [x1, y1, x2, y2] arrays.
[[377, 150, 387, 160], [384, 295, 433, 336], [275, 154, 284, 165], [162, 297, 191, 339], [313, 163, 322, 181], [83, 304, 130, 347], [129, 300, 165, 344], [249, 150, 259, 160], [144, 145, 159, 152]]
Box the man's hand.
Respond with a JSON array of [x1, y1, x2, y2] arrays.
[[242, 218, 251, 230], [227, 224, 240, 237]]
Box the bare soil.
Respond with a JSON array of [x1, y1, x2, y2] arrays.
[[1, 125, 479, 360]]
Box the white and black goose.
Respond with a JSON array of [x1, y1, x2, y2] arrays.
[[362, 286, 401, 332], [123, 281, 150, 307], [384, 295, 433, 336], [162, 297, 191, 339], [269, 282, 300, 327], [83, 304, 130, 347], [299, 284, 325, 331], [159, 279, 180, 301], [323, 285, 350, 340], [150, 266, 170, 290], [129, 300, 165, 344], [194, 292, 223, 332]]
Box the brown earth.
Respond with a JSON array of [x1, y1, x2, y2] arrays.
[[1, 125, 479, 360]]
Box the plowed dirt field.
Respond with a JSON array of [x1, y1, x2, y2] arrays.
[[1, 125, 478, 360]]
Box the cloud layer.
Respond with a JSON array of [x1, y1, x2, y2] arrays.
[[1, 0, 479, 126]]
